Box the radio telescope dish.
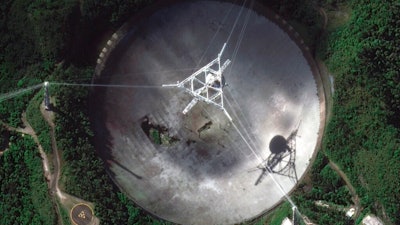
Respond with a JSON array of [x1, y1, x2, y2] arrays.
[[91, 1, 325, 224]]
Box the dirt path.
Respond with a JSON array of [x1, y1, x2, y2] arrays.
[[328, 160, 361, 218], [40, 103, 65, 200], [20, 113, 64, 224], [1, 117, 33, 135], [3, 111, 67, 223], [40, 103, 100, 225], [1, 114, 52, 180], [1, 109, 95, 225]]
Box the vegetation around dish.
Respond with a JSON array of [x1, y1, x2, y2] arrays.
[[0, 0, 399, 224], [322, 1, 399, 224], [0, 134, 56, 225], [266, 0, 400, 224]]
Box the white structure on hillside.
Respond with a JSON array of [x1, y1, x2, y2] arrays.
[[44, 81, 51, 110]]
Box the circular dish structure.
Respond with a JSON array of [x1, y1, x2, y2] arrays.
[[91, 1, 324, 225]]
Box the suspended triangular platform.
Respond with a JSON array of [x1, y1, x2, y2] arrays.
[[163, 43, 232, 121]]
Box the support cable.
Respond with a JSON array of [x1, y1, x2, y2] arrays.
[[196, 0, 237, 67], [49, 82, 166, 89], [227, 0, 253, 77], [225, 0, 248, 47], [0, 84, 43, 102]]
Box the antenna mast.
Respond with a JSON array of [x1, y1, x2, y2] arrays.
[[44, 81, 51, 110]]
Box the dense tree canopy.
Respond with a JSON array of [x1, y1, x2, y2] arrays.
[[0, 135, 56, 225], [1, 0, 399, 224], [322, 0, 400, 223]]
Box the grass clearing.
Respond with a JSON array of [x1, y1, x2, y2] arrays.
[[264, 201, 293, 225], [58, 199, 72, 225]]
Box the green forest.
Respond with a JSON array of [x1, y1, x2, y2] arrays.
[[267, 0, 400, 224], [1, 0, 399, 225], [0, 134, 56, 225], [322, 0, 400, 223]]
